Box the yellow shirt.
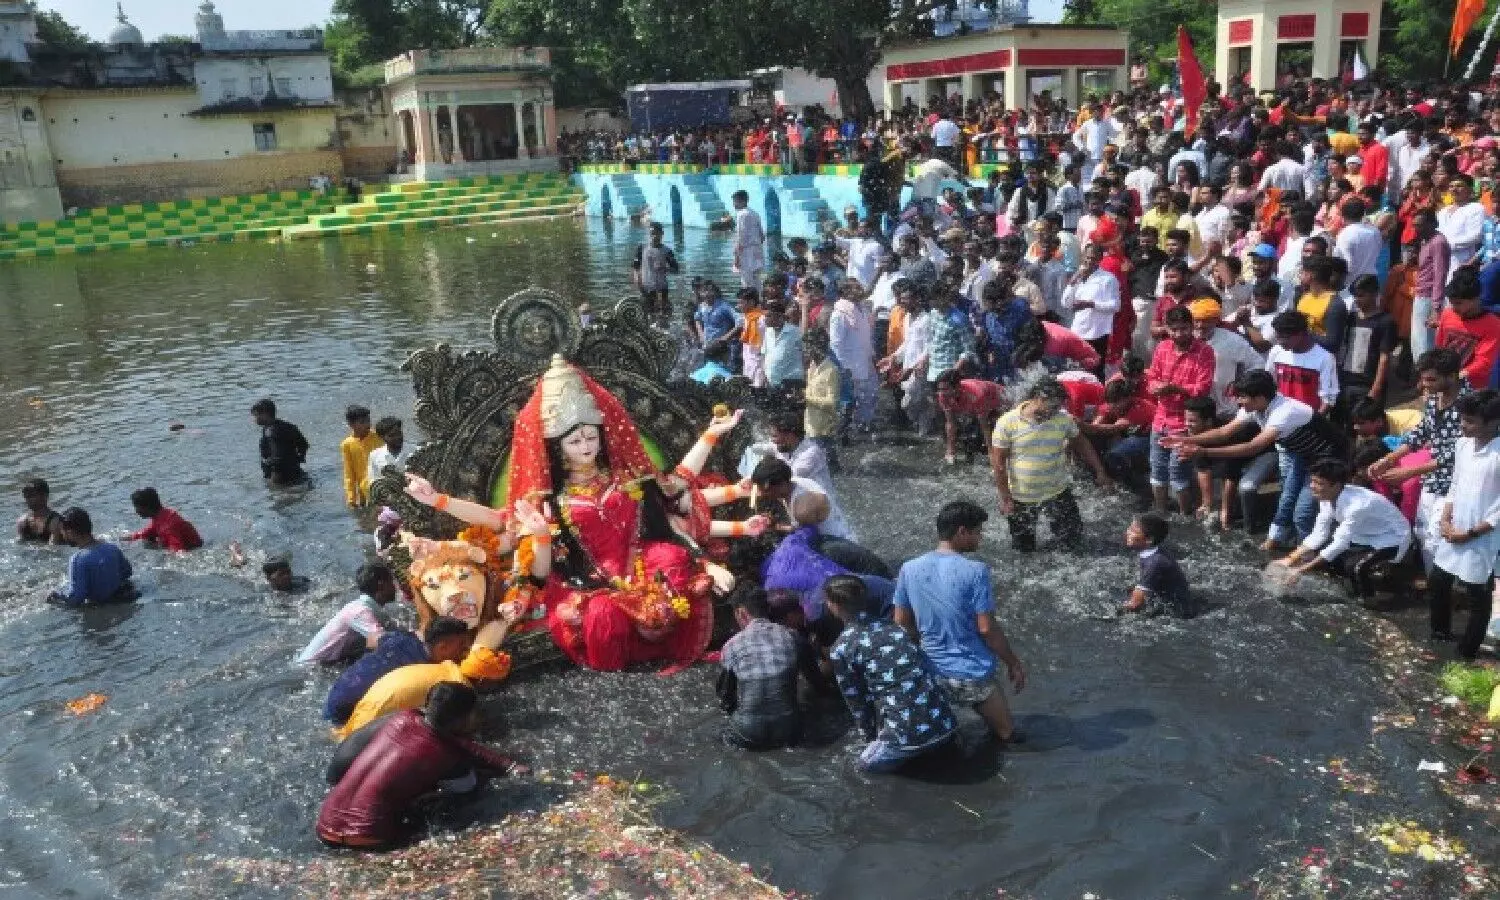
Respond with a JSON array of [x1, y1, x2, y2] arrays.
[[335, 646, 511, 739], [340, 432, 384, 506], [1177, 213, 1204, 261], [1297, 290, 1335, 337], [1329, 132, 1359, 158], [1385, 408, 1422, 436], [1140, 208, 1177, 240], [804, 359, 840, 438]]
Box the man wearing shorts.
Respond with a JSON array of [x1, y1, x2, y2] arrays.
[[893, 500, 1027, 744]]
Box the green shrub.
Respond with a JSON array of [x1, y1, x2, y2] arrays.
[[1440, 662, 1500, 709]]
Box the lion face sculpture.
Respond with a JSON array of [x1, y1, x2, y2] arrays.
[[407, 540, 489, 628]]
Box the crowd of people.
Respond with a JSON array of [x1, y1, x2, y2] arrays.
[[17, 73, 1500, 859], [656, 76, 1500, 659]]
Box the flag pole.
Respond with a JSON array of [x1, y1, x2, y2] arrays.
[[1465, 4, 1500, 80]]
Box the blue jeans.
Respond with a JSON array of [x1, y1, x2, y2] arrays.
[[1271, 449, 1320, 543], [1104, 434, 1149, 480], [1149, 430, 1193, 492]]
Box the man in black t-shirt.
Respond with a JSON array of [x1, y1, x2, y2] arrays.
[[1337, 274, 1397, 423]]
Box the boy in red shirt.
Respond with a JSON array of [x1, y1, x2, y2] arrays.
[[935, 368, 1007, 466], [1437, 268, 1500, 389], [1091, 378, 1158, 483], [125, 488, 203, 552]]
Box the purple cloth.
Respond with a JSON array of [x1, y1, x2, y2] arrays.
[[761, 527, 849, 620]]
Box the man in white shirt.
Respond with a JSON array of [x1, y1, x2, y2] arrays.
[[1277, 458, 1412, 600], [1191, 299, 1264, 415], [910, 151, 964, 217], [1192, 184, 1232, 258], [1062, 243, 1119, 371], [1334, 196, 1383, 282], [1437, 176, 1485, 277], [835, 219, 885, 290], [1258, 142, 1307, 194], [748, 452, 856, 541], [1072, 105, 1121, 186], [367, 418, 408, 485], [1124, 162, 1159, 206], [731, 190, 765, 288], [1390, 125, 1430, 199], [931, 113, 961, 156]]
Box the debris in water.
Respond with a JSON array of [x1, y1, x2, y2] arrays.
[[65, 693, 107, 716]]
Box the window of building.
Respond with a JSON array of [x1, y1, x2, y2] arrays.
[[253, 122, 277, 151], [275, 77, 293, 98], [220, 78, 237, 100], [250, 76, 265, 97]]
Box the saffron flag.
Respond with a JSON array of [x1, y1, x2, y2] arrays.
[[1176, 26, 1207, 139], [1453, 0, 1485, 55]]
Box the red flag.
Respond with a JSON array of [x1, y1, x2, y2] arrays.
[[1452, 0, 1485, 55], [1177, 25, 1206, 138]]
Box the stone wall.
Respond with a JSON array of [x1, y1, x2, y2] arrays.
[[56, 149, 344, 208], [339, 144, 399, 179]]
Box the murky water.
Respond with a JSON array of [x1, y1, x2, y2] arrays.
[[0, 220, 1488, 899]]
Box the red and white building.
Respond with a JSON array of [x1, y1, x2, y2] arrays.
[[1215, 0, 1382, 93]]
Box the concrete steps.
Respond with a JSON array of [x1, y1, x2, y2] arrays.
[[283, 174, 583, 240], [779, 174, 833, 235], [681, 173, 729, 222], [607, 173, 647, 217], [0, 189, 340, 260]]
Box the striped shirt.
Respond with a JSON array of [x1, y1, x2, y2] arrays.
[[991, 403, 1079, 504]]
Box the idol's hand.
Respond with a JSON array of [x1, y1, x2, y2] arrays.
[[744, 515, 772, 537], [513, 498, 550, 537], [706, 409, 744, 437], [404, 473, 438, 505]]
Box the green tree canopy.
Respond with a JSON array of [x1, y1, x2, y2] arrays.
[[33, 9, 92, 51]]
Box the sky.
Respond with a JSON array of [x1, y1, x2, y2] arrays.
[[39, 1, 334, 41], [41, 0, 1066, 42]]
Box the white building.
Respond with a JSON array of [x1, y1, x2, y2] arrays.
[[0, 1, 37, 64], [190, 2, 334, 108]]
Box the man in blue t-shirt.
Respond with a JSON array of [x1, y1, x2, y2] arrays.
[[893, 500, 1027, 743]]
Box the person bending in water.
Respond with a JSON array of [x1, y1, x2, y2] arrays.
[[336, 612, 518, 739], [46, 508, 137, 606], [324, 616, 473, 727], [827, 575, 958, 774], [1277, 459, 1413, 602], [295, 563, 398, 666], [317, 681, 524, 850], [123, 488, 202, 552], [252, 398, 310, 486], [894, 500, 1027, 745], [16, 478, 63, 543], [717, 587, 822, 750], [1120, 513, 1196, 617]]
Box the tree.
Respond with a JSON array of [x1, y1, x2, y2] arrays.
[[325, 0, 489, 75], [1063, 0, 1214, 86], [33, 9, 92, 51]]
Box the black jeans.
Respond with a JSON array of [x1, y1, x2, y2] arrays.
[[1330, 544, 1403, 599], [1006, 488, 1083, 552], [1428, 566, 1495, 659]]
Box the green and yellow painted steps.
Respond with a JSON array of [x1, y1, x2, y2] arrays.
[[281, 173, 584, 240], [0, 189, 339, 260]]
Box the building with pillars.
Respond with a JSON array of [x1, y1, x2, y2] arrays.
[[881, 24, 1129, 114], [1215, 0, 1382, 93], [384, 48, 557, 181]]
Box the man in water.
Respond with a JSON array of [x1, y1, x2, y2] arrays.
[[295, 563, 399, 667], [827, 575, 957, 774], [16, 478, 62, 543], [731, 190, 765, 289], [323, 616, 473, 727], [46, 507, 137, 606], [317, 682, 525, 850], [632, 222, 679, 319], [252, 398, 309, 486], [893, 500, 1027, 744]]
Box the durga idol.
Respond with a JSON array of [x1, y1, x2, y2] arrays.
[[405, 354, 768, 671]]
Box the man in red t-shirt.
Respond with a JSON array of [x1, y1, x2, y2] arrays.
[[1090, 377, 1158, 482], [1437, 269, 1500, 389], [936, 370, 1007, 465]]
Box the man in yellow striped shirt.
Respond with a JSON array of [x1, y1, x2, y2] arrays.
[[990, 376, 1113, 552]]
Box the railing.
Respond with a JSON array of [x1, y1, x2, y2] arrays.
[[383, 47, 551, 82]]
